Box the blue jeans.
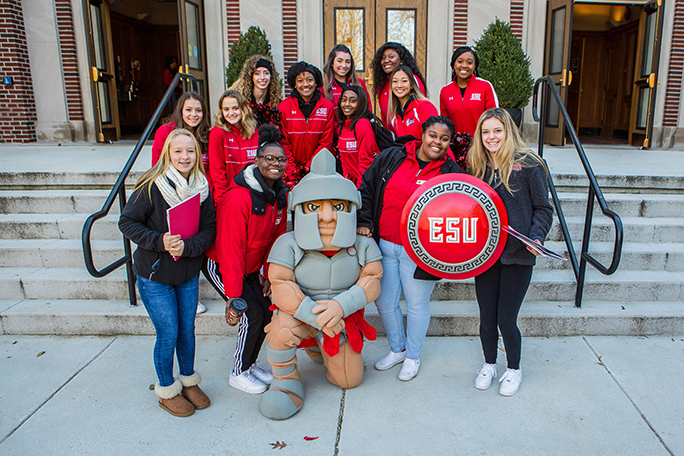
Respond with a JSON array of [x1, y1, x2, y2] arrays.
[[375, 240, 436, 360], [137, 276, 198, 386]]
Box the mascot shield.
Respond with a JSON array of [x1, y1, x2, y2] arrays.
[[400, 174, 508, 280]]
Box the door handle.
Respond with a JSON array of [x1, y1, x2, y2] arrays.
[[560, 68, 572, 87], [648, 73, 655, 88]]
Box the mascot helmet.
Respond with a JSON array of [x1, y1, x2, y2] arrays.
[[288, 149, 362, 250]]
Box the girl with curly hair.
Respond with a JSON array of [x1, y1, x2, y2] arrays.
[[370, 42, 427, 126], [230, 55, 283, 128]]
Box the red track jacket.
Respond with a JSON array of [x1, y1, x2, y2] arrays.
[[208, 125, 258, 207], [439, 76, 499, 136], [337, 118, 379, 187], [378, 74, 426, 126], [388, 98, 438, 139]]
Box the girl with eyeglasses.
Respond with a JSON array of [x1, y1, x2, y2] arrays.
[[202, 124, 289, 394], [208, 90, 259, 207]]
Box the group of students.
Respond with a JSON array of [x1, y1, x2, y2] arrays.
[[118, 41, 552, 417]]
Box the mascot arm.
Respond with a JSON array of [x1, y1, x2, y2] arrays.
[[333, 259, 383, 316], [268, 263, 306, 315]]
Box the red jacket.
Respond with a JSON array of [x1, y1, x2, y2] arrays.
[[279, 95, 335, 177], [439, 76, 498, 136], [378, 74, 426, 126], [206, 166, 288, 297], [337, 118, 379, 187], [208, 125, 258, 207], [151, 121, 212, 190], [388, 98, 438, 139], [378, 141, 447, 245]]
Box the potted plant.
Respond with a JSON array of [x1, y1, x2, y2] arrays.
[[474, 19, 534, 128]]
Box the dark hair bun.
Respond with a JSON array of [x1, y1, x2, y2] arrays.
[[258, 123, 281, 144]]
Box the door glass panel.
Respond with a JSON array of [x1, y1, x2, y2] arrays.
[[549, 6, 566, 74], [185, 1, 201, 70], [335, 8, 365, 71], [640, 12, 656, 77], [89, 4, 106, 70], [386, 9, 416, 56], [636, 87, 649, 130], [97, 82, 111, 124], [545, 83, 562, 128]]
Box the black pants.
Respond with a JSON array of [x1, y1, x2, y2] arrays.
[[202, 258, 272, 375], [474, 260, 533, 370]]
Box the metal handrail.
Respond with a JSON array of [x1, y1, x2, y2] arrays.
[[82, 72, 198, 306], [532, 75, 623, 307]]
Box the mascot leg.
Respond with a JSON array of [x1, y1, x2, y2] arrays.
[[304, 346, 324, 365], [259, 311, 316, 420], [321, 340, 364, 389]]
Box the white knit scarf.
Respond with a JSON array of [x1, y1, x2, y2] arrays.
[[155, 165, 209, 207]]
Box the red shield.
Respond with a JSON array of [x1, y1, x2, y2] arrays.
[[400, 174, 508, 280]]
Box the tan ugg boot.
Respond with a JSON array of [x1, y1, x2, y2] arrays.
[[179, 372, 210, 410], [155, 379, 195, 417]]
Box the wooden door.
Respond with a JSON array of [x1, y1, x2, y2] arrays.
[[85, 0, 120, 142], [178, 0, 208, 100], [323, 0, 427, 114], [542, 0, 573, 146], [629, 1, 665, 148]]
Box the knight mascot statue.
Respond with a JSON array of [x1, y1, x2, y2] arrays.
[[260, 149, 383, 420]]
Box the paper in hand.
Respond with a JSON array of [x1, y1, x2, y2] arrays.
[[503, 225, 566, 261]]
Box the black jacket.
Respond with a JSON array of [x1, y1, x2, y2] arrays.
[[483, 159, 554, 265], [358, 144, 466, 280], [119, 181, 216, 285]]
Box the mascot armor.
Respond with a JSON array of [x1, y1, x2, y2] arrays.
[[260, 149, 383, 420]]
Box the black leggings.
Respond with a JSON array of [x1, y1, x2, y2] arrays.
[[202, 258, 272, 375], [474, 260, 533, 370]]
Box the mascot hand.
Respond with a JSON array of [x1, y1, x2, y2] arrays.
[[313, 300, 345, 336]]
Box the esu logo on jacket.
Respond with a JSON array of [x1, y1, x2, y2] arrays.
[[315, 107, 328, 117], [470, 93, 482, 101], [274, 209, 284, 225]]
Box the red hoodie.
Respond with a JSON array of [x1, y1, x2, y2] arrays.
[[378, 141, 447, 245], [388, 98, 438, 139], [439, 76, 498, 136], [279, 95, 335, 177], [206, 167, 288, 297], [208, 125, 258, 206], [378, 74, 426, 126], [337, 118, 379, 187]]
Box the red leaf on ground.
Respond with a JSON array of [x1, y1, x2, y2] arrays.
[[304, 436, 318, 441]]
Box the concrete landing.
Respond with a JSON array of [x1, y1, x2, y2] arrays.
[[0, 335, 682, 455]]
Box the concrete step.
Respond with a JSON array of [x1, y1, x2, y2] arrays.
[[0, 190, 118, 215], [546, 216, 684, 243], [2, 299, 682, 336], [0, 171, 141, 190], [0, 240, 124, 269], [538, 241, 684, 271], [551, 173, 684, 193], [557, 192, 684, 218], [2, 267, 682, 302], [0, 213, 120, 240]]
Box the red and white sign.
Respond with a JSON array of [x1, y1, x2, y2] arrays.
[[400, 174, 508, 279]]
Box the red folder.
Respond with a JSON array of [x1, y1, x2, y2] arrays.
[[166, 193, 200, 260]]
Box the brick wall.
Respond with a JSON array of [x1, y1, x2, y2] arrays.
[[226, 0, 240, 51], [453, 0, 468, 49], [663, 0, 683, 128], [0, 0, 37, 143], [282, 0, 298, 77], [55, 0, 84, 122], [510, 0, 524, 41]]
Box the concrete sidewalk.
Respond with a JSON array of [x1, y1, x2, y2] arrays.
[[1, 334, 682, 455]]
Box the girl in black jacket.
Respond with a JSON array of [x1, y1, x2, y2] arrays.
[[468, 108, 553, 396], [119, 128, 216, 416]]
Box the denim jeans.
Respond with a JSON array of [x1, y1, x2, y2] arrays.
[[137, 275, 198, 386], [375, 239, 436, 360]]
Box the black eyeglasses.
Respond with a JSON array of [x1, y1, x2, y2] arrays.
[[257, 155, 289, 165]]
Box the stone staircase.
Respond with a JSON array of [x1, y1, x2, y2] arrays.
[[1, 167, 683, 336]]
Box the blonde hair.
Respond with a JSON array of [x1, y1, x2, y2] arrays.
[[230, 55, 283, 107], [135, 129, 206, 197], [468, 108, 546, 194], [213, 90, 257, 139], [386, 66, 427, 128]]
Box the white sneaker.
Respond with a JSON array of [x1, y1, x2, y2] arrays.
[[249, 362, 273, 385], [229, 371, 267, 394], [475, 363, 497, 390], [374, 350, 407, 371], [196, 302, 207, 314], [398, 358, 420, 381], [499, 368, 522, 396]]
